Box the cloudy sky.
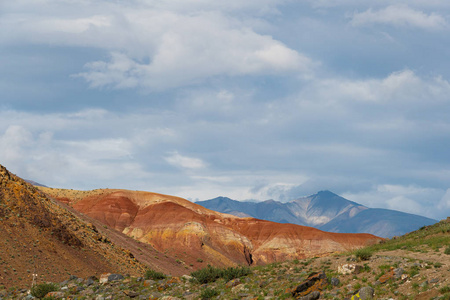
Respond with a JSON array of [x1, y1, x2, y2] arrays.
[[1, 0, 450, 220]]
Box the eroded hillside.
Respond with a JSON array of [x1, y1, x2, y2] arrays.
[[40, 187, 382, 270], [0, 165, 148, 288]]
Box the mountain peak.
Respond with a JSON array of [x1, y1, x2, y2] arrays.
[[315, 190, 338, 197]]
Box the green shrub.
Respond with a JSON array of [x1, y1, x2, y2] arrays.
[[444, 246, 450, 255], [191, 265, 251, 284], [191, 265, 223, 284], [408, 265, 419, 277], [144, 268, 166, 280], [222, 266, 252, 282], [200, 287, 219, 299], [354, 248, 373, 261], [440, 285, 450, 294], [30, 283, 58, 299]]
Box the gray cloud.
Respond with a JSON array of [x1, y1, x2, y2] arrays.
[[350, 5, 447, 30], [1, 1, 450, 220]]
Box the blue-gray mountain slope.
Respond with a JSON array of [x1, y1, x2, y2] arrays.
[[196, 191, 437, 238]]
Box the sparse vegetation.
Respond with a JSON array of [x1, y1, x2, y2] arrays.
[[354, 248, 373, 261], [190, 264, 252, 284], [30, 283, 58, 299], [144, 268, 166, 280], [200, 287, 219, 299], [445, 246, 450, 255]]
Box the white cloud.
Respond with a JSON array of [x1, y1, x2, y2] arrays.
[[351, 5, 447, 30], [438, 189, 450, 210], [76, 14, 312, 90], [1, 1, 313, 91], [165, 152, 207, 170], [0, 125, 33, 164], [343, 184, 447, 219]]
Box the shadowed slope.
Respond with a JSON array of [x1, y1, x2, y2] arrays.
[[0, 165, 148, 288]]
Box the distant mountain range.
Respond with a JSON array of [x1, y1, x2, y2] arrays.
[[196, 191, 437, 238]]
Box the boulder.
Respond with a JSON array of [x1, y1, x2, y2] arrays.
[[376, 268, 395, 284], [107, 274, 124, 282], [298, 291, 320, 300], [291, 271, 328, 299], [358, 287, 374, 299], [99, 273, 110, 284], [226, 278, 241, 288], [330, 277, 340, 286], [338, 264, 358, 275]]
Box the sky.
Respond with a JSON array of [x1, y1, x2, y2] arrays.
[[1, 0, 450, 220]]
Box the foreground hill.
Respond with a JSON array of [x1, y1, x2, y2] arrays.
[[0, 164, 150, 288], [197, 191, 437, 237], [39, 187, 382, 269], [2, 218, 448, 299]]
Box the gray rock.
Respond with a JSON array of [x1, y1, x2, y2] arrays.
[[358, 286, 374, 300], [430, 278, 439, 284], [148, 292, 163, 299], [86, 278, 95, 286], [393, 268, 404, 279], [69, 275, 78, 281], [225, 278, 241, 288], [298, 291, 320, 300], [107, 274, 124, 282], [330, 277, 340, 286]]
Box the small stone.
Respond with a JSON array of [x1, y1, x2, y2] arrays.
[[69, 275, 78, 280], [231, 284, 248, 293], [107, 274, 124, 282], [419, 281, 428, 288], [226, 278, 241, 288], [143, 279, 155, 287], [86, 278, 95, 286], [123, 290, 139, 298], [181, 275, 193, 281], [99, 273, 110, 284], [298, 291, 320, 300], [377, 268, 395, 284], [430, 278, 439, 284], [358, 287, 374, 300], [45, 291, 65, 299], [148, 291, 163, 299], [330, 277, 340, 286], [393, 268, 404, 279]]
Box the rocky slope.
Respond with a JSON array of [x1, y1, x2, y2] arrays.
[[2, 218, 449, 299], [197, 191, 437, 238], [39, 187, 382, 270], [0, 164, 161, 288]]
